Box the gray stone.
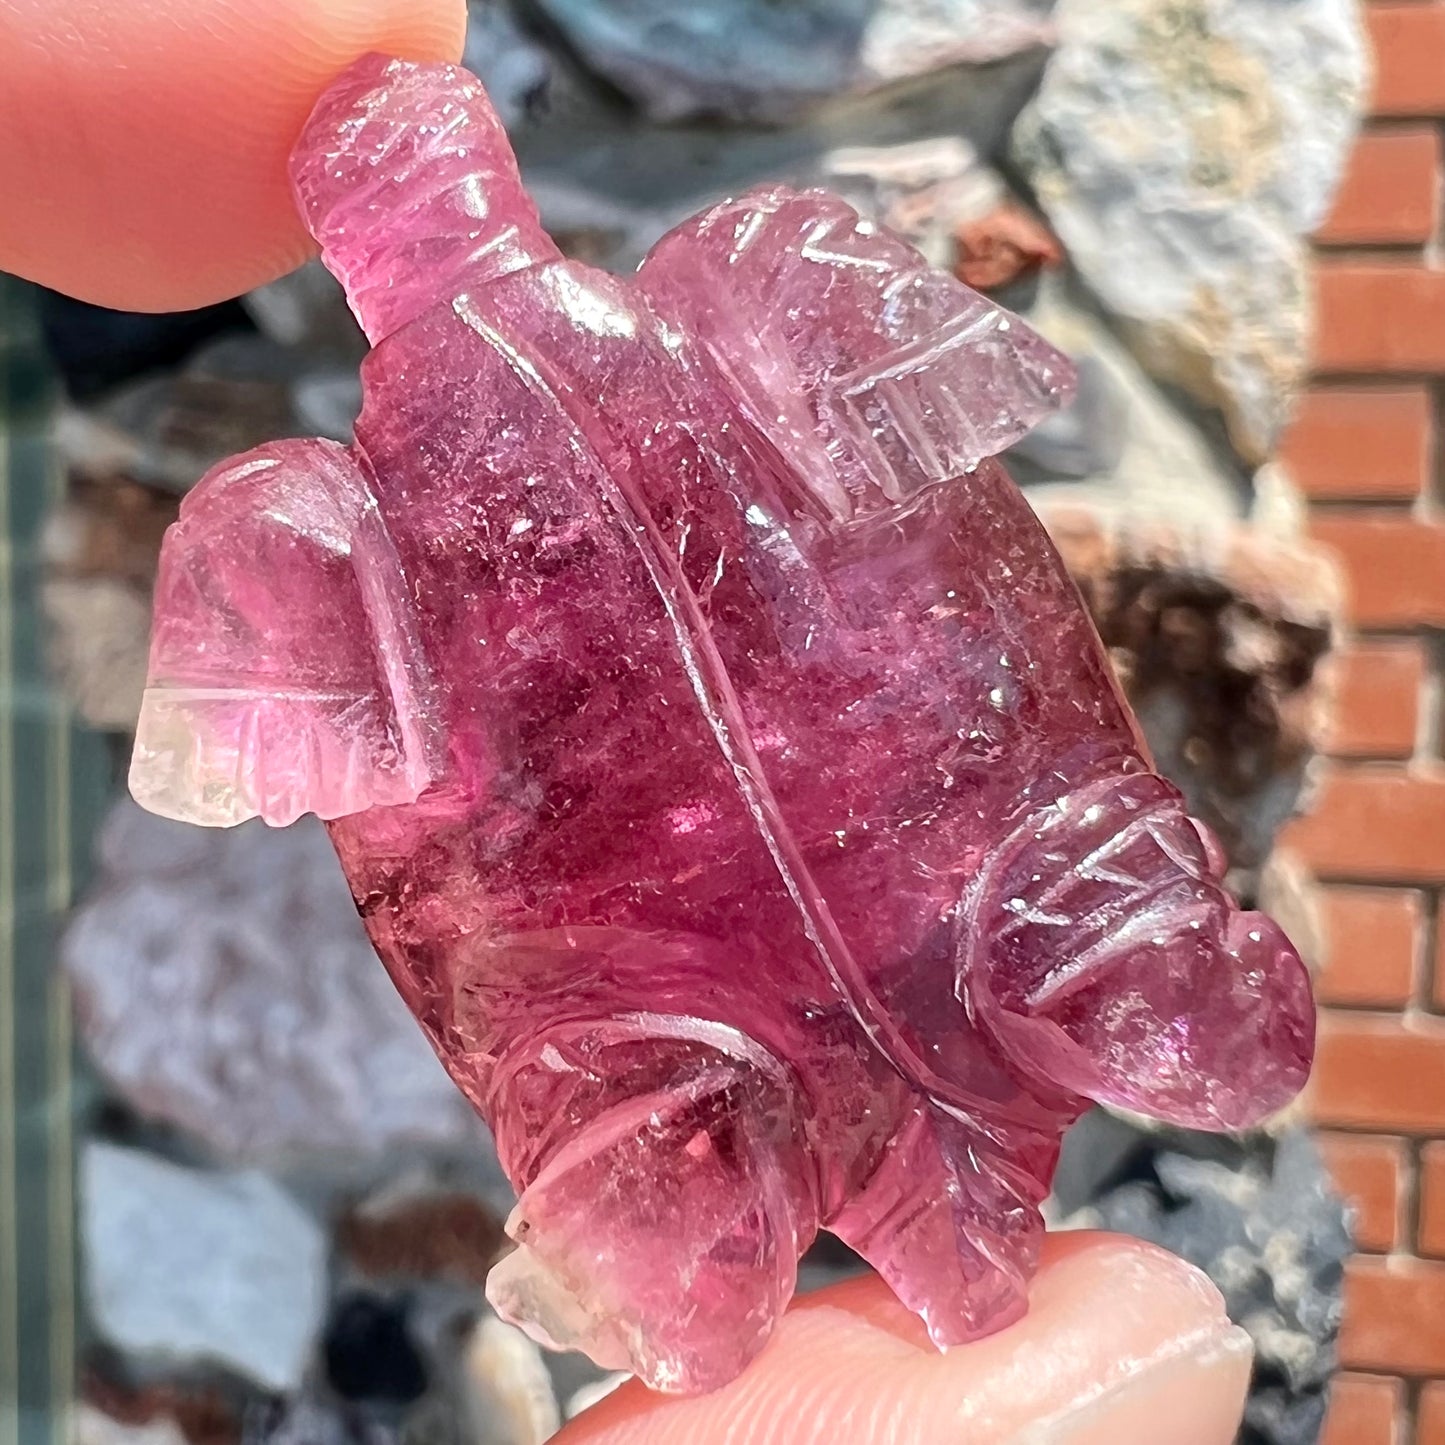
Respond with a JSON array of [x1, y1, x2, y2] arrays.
[[1012, 280, 1247, 526], [1007, 354, 1126, 479], [82, 1142, 327, 1393], [531, 0, 1055, 121], [52, 293, 364, 525], [463, 2, 553, 127], [54, 335, 318, 497], [1013, 0, 1367, 464], [532, 0, 864, 121], [1056, 1122, 1350, 1445], [510, 34, 1045, 273], [293, 371, 364, 442], [242, 261, 363, 359], [244, 1399, 395, 1445], [64, 800, 479, 1167], [527, 131, 995, 274]]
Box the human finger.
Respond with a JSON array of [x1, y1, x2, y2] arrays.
[[558, 1232, 1253, 1445], [0, 0, 466, 310]]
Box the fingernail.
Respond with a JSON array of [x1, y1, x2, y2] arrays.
[[1012, 1325, 1254, 1445]]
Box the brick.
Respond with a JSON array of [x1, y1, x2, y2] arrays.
[[1369, 5, 1445, 117], [1317, 1133, 1406, 1250], [1309, 515, 1445, 629], [1422, 1142, 1445, 1258], [1311, 1012, 1445, 1131], [1328, 643, 1425, 760], [1436, 901, 1445, 1010], [1280, 388, 1432, 501], [1317, 128, 1442, 245], [1322, 1373, 1402, 1445], [1437, 900, 1445, 1010], [1317, 886, 1420, 1005], [1342, 1257, 1445, 1374], [1315, 265, 1445, 373], [1285, 768, 1445, 883], [1421, 1381, 1445, 1445]]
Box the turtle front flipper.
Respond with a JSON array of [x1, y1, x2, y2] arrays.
[[131, 437, 437, 827]]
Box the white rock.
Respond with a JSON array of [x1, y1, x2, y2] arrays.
[[72, 1407, 188, 1445], [860, 0, 1056, 86], [63, 801, 479, 1167], [81, 1143, 326, 1392], [564, 1374, 630, 1420], [820, 136, 1003, 269], [463, 1315, 562, 1444], [1013, 0, 1367, 463]]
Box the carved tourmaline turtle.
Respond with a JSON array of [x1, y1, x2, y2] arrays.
[[130, 56, 1314, 1394]]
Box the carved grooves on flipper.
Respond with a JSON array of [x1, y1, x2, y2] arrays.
[[448, 294, 967, 1107], [956, 772, 1210, 1049], [654, 188, 1074, 510], [488, 1012, 804, 1186], [133, 441, 439, 826]]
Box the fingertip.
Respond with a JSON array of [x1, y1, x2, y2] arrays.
[[0, 0, 467, 311], [556, 1234, 1251, 1445]]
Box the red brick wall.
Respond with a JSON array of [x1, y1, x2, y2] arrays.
[[1279, 6, 1445, 1440]]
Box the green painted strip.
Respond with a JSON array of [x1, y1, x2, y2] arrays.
[[45, 440, 73, 1445], [0, 274, 23, 1445], [0, 276, 112, 1445]]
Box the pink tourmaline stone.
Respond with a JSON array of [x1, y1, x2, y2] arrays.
[[130, 56, 1315, 1394]]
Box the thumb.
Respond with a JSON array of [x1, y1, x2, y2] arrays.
[[558, 1233, 1253, 1445], [0, 0, 466, 312]]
